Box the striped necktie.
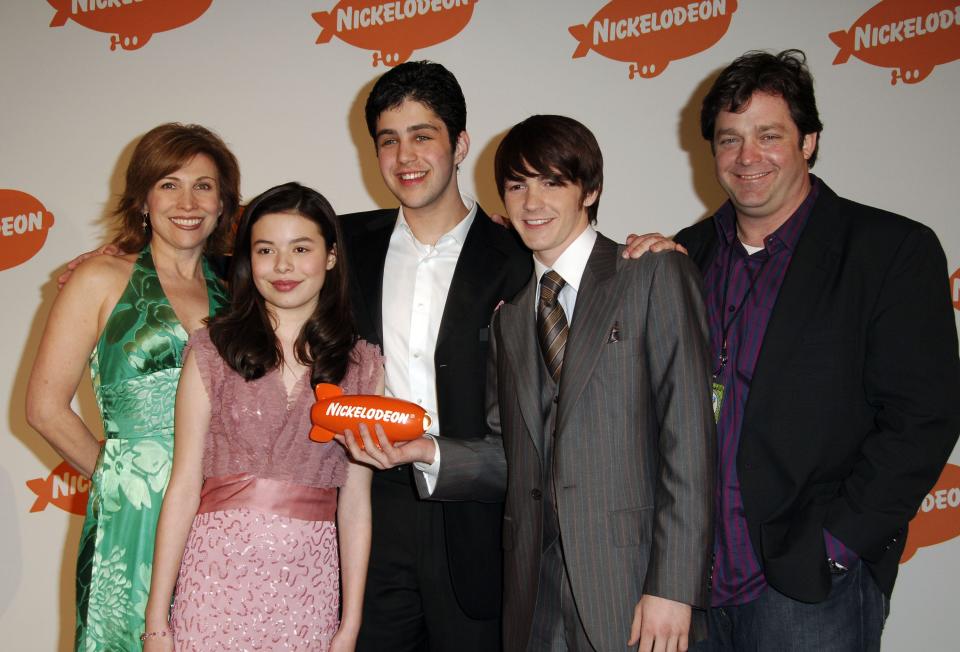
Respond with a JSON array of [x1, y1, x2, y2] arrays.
[[538, 270, 568, 383]]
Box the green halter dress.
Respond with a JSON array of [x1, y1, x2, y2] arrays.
[[74, 245, 228, 651]]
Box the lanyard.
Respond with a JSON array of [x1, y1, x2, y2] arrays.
[[714, 245, 771, 378]]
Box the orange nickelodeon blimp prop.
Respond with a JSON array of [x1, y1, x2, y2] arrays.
[[309, 383, 430, 447]]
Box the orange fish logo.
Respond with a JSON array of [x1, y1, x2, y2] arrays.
[[309, 383, 430, 446], [901, 463, 960, 562], [26, 460, 90, 516], [829, 0, 960, 85], [950, 266, 959, 311], [0, 189, 55, 272], [569, 0, 738, 79], [312, 0, 479, 67], [47, 0, 213, 51]]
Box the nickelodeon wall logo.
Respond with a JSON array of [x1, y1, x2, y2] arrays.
[[48, 0, 212, 51], [0, 189, 55, 272], [829, 1, 960, 85], [902, 463, 960, 562], [569, 0, 737, 79], [26, 461, 90, 516], [951, 266, 959, 311], [312, 0, 478, 67]]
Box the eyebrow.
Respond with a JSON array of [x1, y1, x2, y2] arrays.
[[716, 122, 787, 135], [252, 236, 317, 246], [375, 123, 441, 139], [160, 175, 217, 182]]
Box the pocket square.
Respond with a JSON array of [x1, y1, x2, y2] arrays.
[[607, 322, 621, 343]]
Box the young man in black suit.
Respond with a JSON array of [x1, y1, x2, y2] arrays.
[[337, 61, 530, 652]]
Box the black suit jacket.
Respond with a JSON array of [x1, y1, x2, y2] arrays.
[[339, 206, 531, 618], [676, 180, 960, 603]]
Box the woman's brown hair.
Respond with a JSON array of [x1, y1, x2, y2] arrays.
[[113, 123, 241, 255]]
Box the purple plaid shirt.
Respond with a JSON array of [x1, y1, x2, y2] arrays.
[[705, 177, 858, 607]]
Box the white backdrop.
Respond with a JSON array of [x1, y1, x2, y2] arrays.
[[2, 1, 958, 649]]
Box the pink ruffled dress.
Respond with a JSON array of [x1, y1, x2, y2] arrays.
[[169, 329, 382, 651]]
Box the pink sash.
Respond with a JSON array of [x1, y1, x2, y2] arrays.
[[197, 473, 337, 522]]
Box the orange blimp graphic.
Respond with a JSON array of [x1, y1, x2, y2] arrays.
[[0, 189, 55, 272], [829, 0, 960, 85], [901, 463, 960, 563], [569, 0, 738, 79], [950, 266, 959, 311], [309, 383, 431, 446], [312, 0, 478, 67], [26, 460, 90, 516], [48, 0, 213, 51]]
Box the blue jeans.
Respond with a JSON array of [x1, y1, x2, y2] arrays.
[[691, 561, 888, 651]]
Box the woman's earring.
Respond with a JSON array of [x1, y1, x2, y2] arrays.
[[142, 212, 149, 230]]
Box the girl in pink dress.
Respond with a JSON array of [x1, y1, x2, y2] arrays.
[[143, 182, 381, 651]]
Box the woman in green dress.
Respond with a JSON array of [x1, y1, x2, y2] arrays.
[[26, 123, 240, 651]]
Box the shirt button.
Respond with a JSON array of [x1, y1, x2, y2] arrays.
[[531, 489, 543, 501], [728, 305, 736, 312]]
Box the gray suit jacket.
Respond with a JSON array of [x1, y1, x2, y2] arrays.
[[429, 234, 716, 651]]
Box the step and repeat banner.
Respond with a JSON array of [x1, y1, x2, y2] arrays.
[[2, 1, 958, 649]]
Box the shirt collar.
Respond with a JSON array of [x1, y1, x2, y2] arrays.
[[533, 225, 597, 293], [714, 174, 820, 254], [395, 194, 477, 247]]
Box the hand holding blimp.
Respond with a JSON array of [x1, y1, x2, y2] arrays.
[[310, 383, 438, 470]]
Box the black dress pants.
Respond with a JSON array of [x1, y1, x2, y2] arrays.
[[357, 466, 501, 652]]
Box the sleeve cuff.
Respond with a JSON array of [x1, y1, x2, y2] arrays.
[[824, 528, 859, 569], [412, 435, 441, 496]]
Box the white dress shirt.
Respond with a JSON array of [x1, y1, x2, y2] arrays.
[[533, 225, 598, 321], [381, 196, 477, 487]]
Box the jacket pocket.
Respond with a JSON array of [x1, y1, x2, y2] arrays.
[[609, 505, 653, 547], [502, 515, 514, 551]]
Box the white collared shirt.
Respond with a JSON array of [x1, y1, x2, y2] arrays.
[[533, 225, 598, 322], [382, 195, 477, 485]]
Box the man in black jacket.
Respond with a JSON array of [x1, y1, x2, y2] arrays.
[[667, 49, 960, 651]]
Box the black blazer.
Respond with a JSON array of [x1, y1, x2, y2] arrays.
[[676, 181, 960, 602], [340, 206, 531, 618]]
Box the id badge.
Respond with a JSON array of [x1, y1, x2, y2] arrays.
[[711, 380, 725, 423]]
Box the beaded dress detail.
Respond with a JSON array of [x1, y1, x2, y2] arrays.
[[169, 329, 382, 651]]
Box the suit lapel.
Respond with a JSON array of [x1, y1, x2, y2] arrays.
[[436, 209, 504, 352], [746, 185, 842, 417], [349, 211, 396, 345], [557, 234, 622, 432], [499, 276, 545, 458]]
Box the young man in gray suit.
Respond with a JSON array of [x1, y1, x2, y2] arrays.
[[415, 115, 716, 652]]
